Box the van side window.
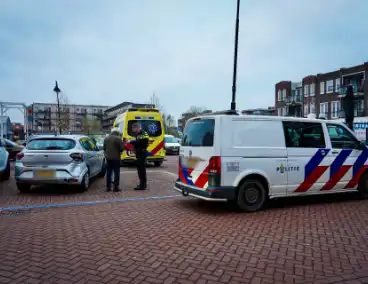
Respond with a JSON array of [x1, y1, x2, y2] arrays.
[[327, 124, 358, 149], [283, 121, 326, 148]]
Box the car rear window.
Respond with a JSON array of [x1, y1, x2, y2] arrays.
[[27, 138, 76, 150], [127, 120, 162, 137], [182, 119, 215, 147]]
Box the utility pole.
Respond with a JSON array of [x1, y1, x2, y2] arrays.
[[53, 81, 61, 134], [231, 0, 241, 112]]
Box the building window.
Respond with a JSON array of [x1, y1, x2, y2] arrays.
[[335, 78, 340, 93], [320, 82, 325, 94], [331, 101, 340, 118], [326, 80, 334, 93], [304, 84, 309, 96], [282, 89, 287, 100], [310, 83, 315, 96], [304, 104, 308, 116], [310, 103, 315, 114], [320, 102, 328, 118], [277, 108, 282, 116]]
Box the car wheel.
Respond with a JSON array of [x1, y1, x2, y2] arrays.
[[236, 179, 267, 212], [358, 172, 368, 199], [154, 161, 163, 167], [98, 160, 106, 178], [1, 160, 10, 181], [16, 183, 31, 193], [79, 171, 90, 192]]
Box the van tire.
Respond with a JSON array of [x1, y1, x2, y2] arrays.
[[236, 179, 267, 212], [358, 172, 368, 199], [154, 161, 163, 167]]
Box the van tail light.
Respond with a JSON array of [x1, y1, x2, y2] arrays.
[[16, 152, 24, 161], [70, 153, 83, 162], [208, 156, 221, 187]]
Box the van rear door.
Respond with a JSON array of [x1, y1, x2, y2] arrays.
[[179, 118, 217, 190]]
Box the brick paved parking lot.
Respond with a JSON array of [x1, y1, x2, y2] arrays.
[[1, 156, 368, 284]]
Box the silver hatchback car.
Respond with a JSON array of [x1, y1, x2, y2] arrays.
[[15, 135, 106, 192]]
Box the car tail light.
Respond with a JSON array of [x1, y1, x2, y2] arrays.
[[208, 156, 221, 187], [16, 152, 24, 160], [209, 156, 221, 174], [70, 153, 83, 162]]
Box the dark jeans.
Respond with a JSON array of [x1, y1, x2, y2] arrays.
[[106, 159, 120, 187], [136, 155, 147, 185]]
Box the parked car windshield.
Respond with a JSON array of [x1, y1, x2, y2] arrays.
[[27, 138, 76, 150], [164, 136, 176, 143]]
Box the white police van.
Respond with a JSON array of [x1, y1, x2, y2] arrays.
[[174, 111, 368, 212]]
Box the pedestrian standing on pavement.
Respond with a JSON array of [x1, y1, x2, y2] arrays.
[[130, 122, 149, 190], [103, 128, 124, 192]]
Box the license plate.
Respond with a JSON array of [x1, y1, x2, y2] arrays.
[[35, 170, 55, 178]]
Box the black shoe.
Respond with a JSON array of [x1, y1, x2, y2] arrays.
[[134, 184, 147, 190], [106, 187, 111, 192], [113, 187, 121, 192]]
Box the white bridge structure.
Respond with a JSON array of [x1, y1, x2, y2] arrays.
[[0, 101, 28, 140]]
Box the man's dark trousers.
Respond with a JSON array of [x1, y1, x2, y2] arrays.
[[136, 154, 147, 187], [106, 159, 120, 188]]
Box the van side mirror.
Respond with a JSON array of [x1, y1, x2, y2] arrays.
[[358, 140, 366, 150]]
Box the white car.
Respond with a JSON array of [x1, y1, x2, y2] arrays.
[[174, 112, 368, 212], [164, 135, 180, 155]]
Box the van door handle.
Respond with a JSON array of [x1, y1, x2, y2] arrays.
[[332, 150, 339, 154]]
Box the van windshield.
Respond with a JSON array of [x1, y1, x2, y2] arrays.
[[127, 120, 162, 137], [182, 119, 214, 147]]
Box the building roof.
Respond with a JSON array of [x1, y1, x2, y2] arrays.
[[104, 102, 155, 113]]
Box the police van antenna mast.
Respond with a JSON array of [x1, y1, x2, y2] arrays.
[[231, 0, 241, 112]]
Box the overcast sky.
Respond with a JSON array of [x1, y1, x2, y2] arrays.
[[1, 0, 367, 124]]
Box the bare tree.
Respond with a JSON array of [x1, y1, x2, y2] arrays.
[[82, 117, 101, 135], [178, 106, 209, 130], [56, 92, 71, 133], [149, 93, 164, 112], [187, 106, 206, 117]]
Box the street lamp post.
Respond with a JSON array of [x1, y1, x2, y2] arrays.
[[53, 81, 61, 134], [231, 0, 241, 112]]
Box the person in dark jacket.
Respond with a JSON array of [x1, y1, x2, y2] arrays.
[[103, 128, 124, 192], [343, 85, 354, 130], [130, 122, 149, 190]]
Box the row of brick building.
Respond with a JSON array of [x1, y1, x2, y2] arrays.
[[275, 61, 368, 119]]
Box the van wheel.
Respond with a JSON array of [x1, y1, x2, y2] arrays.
[[154, 161, 163, 167], [358, 172, 368, 199], [16, 183, 32, 193], [236, 180, 267, 212]]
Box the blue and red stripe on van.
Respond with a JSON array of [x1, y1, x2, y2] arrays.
[[344, 147, 368, 189], [320, 149, 352, 191], [178, 157, 209, 188], [294, 149, 330, 192], [295, 148, 368, 192]]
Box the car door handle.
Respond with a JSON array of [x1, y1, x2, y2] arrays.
[[332, 150, 339, 154]]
